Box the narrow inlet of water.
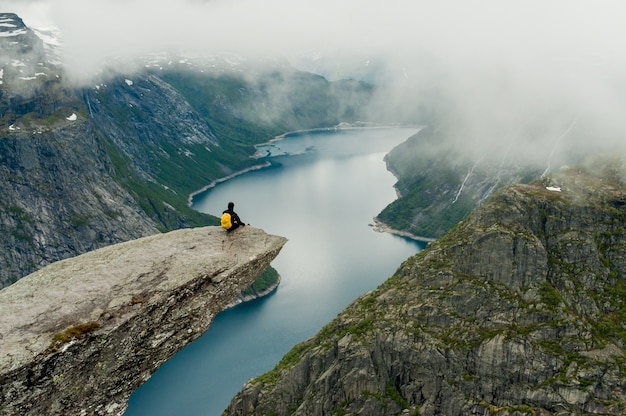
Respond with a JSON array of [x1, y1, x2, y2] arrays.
[[125, 127, 425, 416]]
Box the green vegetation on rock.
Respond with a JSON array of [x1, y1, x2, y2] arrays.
[[241, 266, 280, 297], [377, 126, 542, 240]]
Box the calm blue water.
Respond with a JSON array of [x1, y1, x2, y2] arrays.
[[124, 127, 424, 416]]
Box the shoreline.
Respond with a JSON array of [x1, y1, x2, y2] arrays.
[[187, 161, 271, 206], [188, 123, 425, 306], [370, 217, 436, 244], [188, 122, 419, 205], [225, 274, 282, 309], [253, 122, 421, 158]]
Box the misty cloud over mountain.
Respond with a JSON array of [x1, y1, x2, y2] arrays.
[[5, 0, 626, 169]]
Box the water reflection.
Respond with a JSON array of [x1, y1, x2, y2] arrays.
[[124, 127, 424, 416]]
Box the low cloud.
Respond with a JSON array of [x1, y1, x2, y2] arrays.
[[5, 0, 626, 167]]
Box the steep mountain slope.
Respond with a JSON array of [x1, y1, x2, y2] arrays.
[[377, 126, 542, 240], [226, 158, 626, 415], [0, 13, 161, 286], [0, 109, 161, 284], [0, 13, 375, 286], [158, 64, 373, 138]]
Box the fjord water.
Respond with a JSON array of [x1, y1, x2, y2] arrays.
[[124, 127, 424, 416]]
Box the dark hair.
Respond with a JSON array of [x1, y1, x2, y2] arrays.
[[228, 202, 234, 210]]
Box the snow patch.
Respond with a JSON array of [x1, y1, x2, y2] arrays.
[[546, 186, 561, 192], [33, 27, 62, 47], [0, 28, 26, 37], [125, 79, 133, 86], [66, 113, 77, 121]]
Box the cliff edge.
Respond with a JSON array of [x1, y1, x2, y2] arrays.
[[0, 226, 287, 416], [226, 160, 626, 415]]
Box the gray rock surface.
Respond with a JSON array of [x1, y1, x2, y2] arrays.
[[0, 226, 287, 416]]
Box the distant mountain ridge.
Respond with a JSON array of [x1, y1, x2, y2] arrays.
[[0, 12, 375, 286], [377, 126, 544, 240]]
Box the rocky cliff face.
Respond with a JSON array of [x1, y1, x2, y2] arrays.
[[0, 13, 200, 286], [0, 226, 287, 416], [377, 126, 543, 241], [226, 159, 626, 416], [0, 110, 162, 286]]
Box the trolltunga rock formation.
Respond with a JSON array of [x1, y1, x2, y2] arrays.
[[0, 226, 287, 416]]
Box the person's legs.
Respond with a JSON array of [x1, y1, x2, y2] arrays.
[[227, 223, 240, 233]]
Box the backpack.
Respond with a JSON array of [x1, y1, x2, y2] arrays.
[[221, 212, 232, 229]]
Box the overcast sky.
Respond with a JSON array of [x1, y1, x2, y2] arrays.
[[5, 0, 626, 166], [7, 1, 625, 73]]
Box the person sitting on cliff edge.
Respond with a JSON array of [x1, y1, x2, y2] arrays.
[[221, 201, 246, 232]]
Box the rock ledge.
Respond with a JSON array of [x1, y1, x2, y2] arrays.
[[0, 226, 287, 416]]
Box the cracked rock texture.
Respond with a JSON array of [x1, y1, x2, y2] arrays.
[[0, 226, 286, 416]]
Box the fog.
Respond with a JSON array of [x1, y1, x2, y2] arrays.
[[5, 0, 626, 167]]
